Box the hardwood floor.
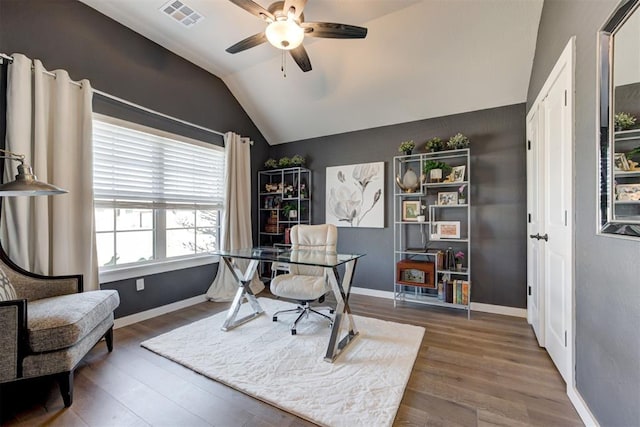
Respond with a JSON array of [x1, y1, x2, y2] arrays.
[[0, 293, 583, 426]]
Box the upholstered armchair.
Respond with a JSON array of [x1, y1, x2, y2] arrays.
[[0, 249, 119, 407], [270, 224, 337, 335]]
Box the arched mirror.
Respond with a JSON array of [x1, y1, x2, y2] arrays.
[[598, 0, 640, 237]]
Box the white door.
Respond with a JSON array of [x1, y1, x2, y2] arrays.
[[542, 61, 573, 384], [526, 106, 544, 346], [526, 38, 574, 385]]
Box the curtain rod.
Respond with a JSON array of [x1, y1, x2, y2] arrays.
[[0, 53, 238, 142]]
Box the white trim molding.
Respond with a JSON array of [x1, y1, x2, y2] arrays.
[[350, 287, 526, 318], [114, 294, 208, 329], [568, 386, 600, 427]]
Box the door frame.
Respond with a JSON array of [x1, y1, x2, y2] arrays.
[[525, 37, 575, 390]]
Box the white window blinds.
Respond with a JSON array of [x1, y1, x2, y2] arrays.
[[93, 117, 225, 210]]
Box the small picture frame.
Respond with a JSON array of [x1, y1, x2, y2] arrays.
[[437, 192, 458, 206], [614, 153, 630, 171], [402, 200, 421, 221], [616, 183, 640, 201], [451, 165, 466, 182], [432, 221, 460, 239]]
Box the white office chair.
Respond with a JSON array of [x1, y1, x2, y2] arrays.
[[270, 224, 337, 335]]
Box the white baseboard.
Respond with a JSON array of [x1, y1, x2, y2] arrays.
[[114, 294, 208, 329], [469, 302, 527, 318], [350, 286, 526, 318], [350, 287, 394, 300], [568, 385, 600, 427]]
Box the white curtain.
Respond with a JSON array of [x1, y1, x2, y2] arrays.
[[206, 132, 264, 301], [1, 53, 98, 291]]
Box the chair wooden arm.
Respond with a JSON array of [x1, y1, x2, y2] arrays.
[[0, 247, 82, 301], [0, 299, 27, 381]]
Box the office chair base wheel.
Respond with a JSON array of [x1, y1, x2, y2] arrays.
[[291, 329, 297, 335], [272, 316, 278, 322], [329, 309, 335, 314]]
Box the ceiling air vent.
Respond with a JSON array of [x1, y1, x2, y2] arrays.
[[160, 0, 203, 28]]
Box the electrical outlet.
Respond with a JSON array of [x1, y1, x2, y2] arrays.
[[136, 278, 144, 291]]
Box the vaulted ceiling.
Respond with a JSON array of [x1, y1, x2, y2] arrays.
[[79, 0, 543, 145]]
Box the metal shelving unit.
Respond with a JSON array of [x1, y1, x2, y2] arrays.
[[393, 149, 471, 318], [257, 167, 311, 279]]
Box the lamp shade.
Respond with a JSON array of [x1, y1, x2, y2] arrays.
[[265, 18, 304, 50], [0, 163, 67, 196]]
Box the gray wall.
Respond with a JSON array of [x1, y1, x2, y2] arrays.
[[271, 104, 527, 307], [0, 0, 270, 316], [528, 1, 640, 425]]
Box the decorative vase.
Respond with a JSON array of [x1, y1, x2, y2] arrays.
[[416, 215, 426, 222], [459, 198, 466, 204], [396, 167, 420, 192], [456, 263, 463, 271], [403, 150, 412, 156], [430, 168, 442, 183]]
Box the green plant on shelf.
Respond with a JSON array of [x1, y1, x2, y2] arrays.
[[398, 140, 415, 154], [446, 133, 470, 150], [290, 154, 306, 166], [615, 112, 637, 131], [423, 160, 452, 176], [424, 137, 444, 152]]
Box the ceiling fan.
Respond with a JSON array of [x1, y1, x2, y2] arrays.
[[225, 0, 368, 72]]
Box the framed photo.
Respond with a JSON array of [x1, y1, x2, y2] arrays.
[[614, 153, 630, 171], [437, 192, 458, 205], [451, 165, 466, 182], [432, 221, 460, 239], [402, 200, 421, 221], [616, 183, 640, 201]]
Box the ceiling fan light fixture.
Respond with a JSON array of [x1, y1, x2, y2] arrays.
[[265, 18, 304, 50]]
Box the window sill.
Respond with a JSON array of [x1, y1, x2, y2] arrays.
[[99, 254, 219, 284]]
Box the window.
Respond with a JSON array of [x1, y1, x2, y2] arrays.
[[93, 115, 224, 273]]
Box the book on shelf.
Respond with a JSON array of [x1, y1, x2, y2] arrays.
[[462, 280, 470, 305], [444, 280, 453, 303], [455, 280, 462, 304], [437, 281, 444, 301]]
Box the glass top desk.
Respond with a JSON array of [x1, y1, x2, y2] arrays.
[[213, 247, 365, 362]]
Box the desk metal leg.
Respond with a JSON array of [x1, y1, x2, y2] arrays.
[[220, 257, 264, 331], [324, 259, 359, 362]]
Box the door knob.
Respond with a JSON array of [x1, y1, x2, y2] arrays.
[[529, 233, 540, 240], [540, 233, 549, 241]]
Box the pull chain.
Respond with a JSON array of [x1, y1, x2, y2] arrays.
[[281, 50, 287, 78]]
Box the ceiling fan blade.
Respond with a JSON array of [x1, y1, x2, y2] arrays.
[[283, 0, 307, 19], [226, 32, 268, 54], [228, 0, 274, 22], [301, 22, 368, 39], [289, 45, 312, 72]]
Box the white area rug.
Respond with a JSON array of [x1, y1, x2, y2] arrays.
[[141, 298, 424, 427]]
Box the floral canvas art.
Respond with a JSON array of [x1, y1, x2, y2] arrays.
[[326, 162, 384, 228]]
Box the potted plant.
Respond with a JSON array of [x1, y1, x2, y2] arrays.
[[458, 184, 467, 204], [454, 251, 465, 271], [398, 140, 416, 155], [424, 137, 444, 152], [282, 203, 298, 219], [614, 112, 637, 131], [290, 154, 306, 167], [416, 204, 427, 222], [423, 160, 451, 183], [264, 158, 278, 169], [278, 156, 292, 168], [447, 133, 470, 150]]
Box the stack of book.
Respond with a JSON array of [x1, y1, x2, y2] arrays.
[[437, 279, 470, 305]]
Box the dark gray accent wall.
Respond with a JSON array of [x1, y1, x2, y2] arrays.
[[0, 0, 270, 316], [271, 104, 527, 308], [528, 1, 640, 425]]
